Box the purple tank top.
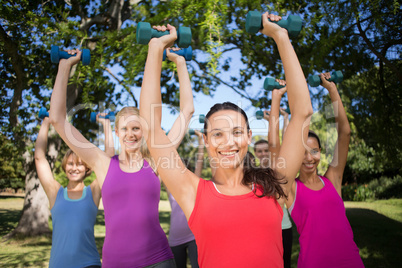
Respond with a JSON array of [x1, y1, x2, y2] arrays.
[[101, 156, 173, 268], [168, 193, 195, 247], [290, 176, 364, 268]]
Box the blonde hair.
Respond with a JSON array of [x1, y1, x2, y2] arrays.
[[61, 149, 92, 178], [115, 107, 157, 174]]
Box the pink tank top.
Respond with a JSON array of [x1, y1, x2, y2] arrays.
[[290, 176, 364, 268], [188, 179, 283, 267], [101, 156, 173, 267]]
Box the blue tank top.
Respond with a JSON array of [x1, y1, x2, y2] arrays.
[[49, 186, 101, 268]]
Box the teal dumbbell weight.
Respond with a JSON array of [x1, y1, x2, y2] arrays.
[[245, 11, 302, 38], [189, 129, 205, 135], [163, 46, 193, 61], [307, 71, 343, 87], [136, 22, 192, 48], [90, 112, 116, 123], [39, 107, 49, 119], [198, 114, 205, 124], [51, 45, 91, 65], [264, 77, 286, 91], [256, 110, 264, 120]]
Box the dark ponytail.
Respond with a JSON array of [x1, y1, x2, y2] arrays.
[[204, 102, 287, 199]]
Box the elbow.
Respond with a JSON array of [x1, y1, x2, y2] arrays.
[[340, 125, 351, 138], [182, 106, 195, 119]]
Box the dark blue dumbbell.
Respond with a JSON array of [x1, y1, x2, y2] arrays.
[[90, 112, 116, 123], [256, 110, 264, 120], [136, 22, 192, 48], [189, 129, 204, 135], [264, 77, 285, 91], [307, 70, 344, 87], [51, 45, 91, 65], [39, 107, 49, 119], [163, 46, 193, 61], [245, 11, 302, 38]]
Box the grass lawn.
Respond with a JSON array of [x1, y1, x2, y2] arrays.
[[1, 197, 401, 267]]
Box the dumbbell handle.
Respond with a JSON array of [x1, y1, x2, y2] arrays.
[[163, 46, 193, 61], [39, 107, 49, 119], [90, 112, 116, 123], [51, 45, 91, 65]]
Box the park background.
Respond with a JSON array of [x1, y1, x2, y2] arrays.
[[0, 0, 401, 267]]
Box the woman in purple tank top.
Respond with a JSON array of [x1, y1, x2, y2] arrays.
[[49, 46, 194, 267], [285, 73, 365, 267]]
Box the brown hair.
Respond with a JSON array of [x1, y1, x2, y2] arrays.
[[115, 107, 157, 174], [204, 102, 286, 199], [61, 149, 92, 178]]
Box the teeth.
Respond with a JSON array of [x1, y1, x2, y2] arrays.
[[220, 151, 236, 156]]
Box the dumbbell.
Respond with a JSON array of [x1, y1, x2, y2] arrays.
[[245, 11, 302, 38], [198, 114, 205, 124], [264, 77, 286, 91], [136, 22, 192, 48], [189, 129, 205, 135], [39, 107, 49, 119], [256, 110, 264, 120], [50, 45, 91, 65], [163, 46, 193, 61], [283, 107, 291, 115], [307, 70, 344, 87], [90, 112, 116, 123]]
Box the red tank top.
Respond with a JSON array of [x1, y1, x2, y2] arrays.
[[188, 179, 283, 267]]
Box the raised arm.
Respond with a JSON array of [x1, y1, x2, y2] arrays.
[[139, 25, 199, 219], [34, 117, 61, 208], [268, 82, 287, 166], [280, 108, 290, 137], [260, 13, 313, 199], [321, 73, 351, 195], [49, 50, 110, 188], [193, 130, 205, 177], [166, 47, 195, 147]]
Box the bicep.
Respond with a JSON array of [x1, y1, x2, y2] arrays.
[[35, 158, 60, 201]]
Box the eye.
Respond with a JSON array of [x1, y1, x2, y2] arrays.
[[233, 130, 243, 135], [212, 132, 222, 137], [121, 127, 127, 131], [311, 149, 319, 155], [133, 127, 140, 131]]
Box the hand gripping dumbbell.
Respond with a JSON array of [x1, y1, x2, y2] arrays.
[[307, 70, 343, 87], [163, 46, 193, 61], [245, 11, 302, 38], [39, 107, 49, 119], [90, 112, 116, 123], [264, 77, 286, 91], [136, 22, 192, 48], [189, 129, 205, 135], [50, 45, 91, 65]]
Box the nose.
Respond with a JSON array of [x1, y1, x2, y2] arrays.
[[305, 151, 313, 161]]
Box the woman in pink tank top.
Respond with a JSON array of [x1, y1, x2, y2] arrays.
[[286, 73, 365, 267], [49, 45, 194, 267], [140, 14, 313, 267]]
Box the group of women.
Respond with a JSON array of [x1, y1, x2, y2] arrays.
[[35, 12, 364, 268]]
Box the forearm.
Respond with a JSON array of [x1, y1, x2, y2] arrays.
[[103, 121, 115, 157], [139, 40, 164, 131], [328, 88, 351, 135], [268, 93, 281, 151], [176, 59, 194, 118], [49, 64, 71, 125], [194, 137, 204, 177], [273, 33, 312, 118], [34, 120, 50, 160], [282, 114, 289, 138]]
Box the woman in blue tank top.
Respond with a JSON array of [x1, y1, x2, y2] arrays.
[[35, 117, 102, 268]]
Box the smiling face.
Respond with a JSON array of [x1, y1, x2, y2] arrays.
[[204, 109, 252, 170], [254, 141, 270, 167], [115, 113, 143, 153], [62, 151, 89, 182], [300, 137, 321, 175]]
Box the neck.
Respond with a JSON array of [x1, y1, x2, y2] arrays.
[[119, 149, 143, 164], [299, 171, 320, 184], [67, 181, 85, 190], [212, 166, 244, 187]]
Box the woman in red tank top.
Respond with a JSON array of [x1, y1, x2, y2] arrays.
[[140, 13, 313, 267]]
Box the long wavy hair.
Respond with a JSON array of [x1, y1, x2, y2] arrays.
[[203, 102, 286, 199], [115, 107, 157, 174]]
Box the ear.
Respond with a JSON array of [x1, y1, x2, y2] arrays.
[[247, 129, 252, 145], [203, 133, 209, 147]]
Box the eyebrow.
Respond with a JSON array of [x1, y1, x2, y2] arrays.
[[210, 126, 243, 132]]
